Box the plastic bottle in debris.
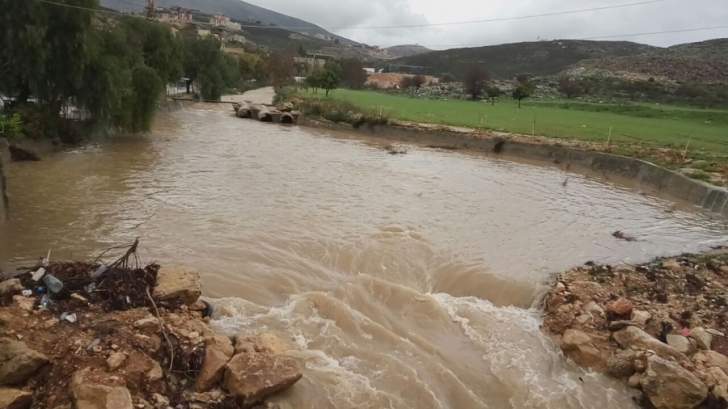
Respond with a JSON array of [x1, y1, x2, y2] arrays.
[[42, 274, 64, 294]]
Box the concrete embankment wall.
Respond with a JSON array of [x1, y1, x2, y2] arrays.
[[309, 120, 728, 218]]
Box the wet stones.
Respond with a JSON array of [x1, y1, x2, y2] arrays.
[[224, 335, 302, 408], [561, 329, 607, 371], [70, 369, 133, 409], [640, 356, 708, 409], [195, 335, 234, 392], [613, 326, 688, 362], [0, 339, 48, 386], [153, 266, 201, 306], [543, 250, 728, 407]]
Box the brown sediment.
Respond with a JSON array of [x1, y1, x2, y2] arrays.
[[541, 248, 728, 408]]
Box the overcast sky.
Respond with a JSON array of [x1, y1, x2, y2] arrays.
[[245, 0, 728, 49]]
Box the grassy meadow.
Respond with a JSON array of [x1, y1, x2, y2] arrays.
[[298, 89, 728, 163]]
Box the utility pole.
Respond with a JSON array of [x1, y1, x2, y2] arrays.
[[145, 0, 155, 19]]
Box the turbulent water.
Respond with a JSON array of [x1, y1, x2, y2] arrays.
[[2, 89, 727, 408]]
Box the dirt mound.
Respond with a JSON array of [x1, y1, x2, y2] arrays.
[[542, 248, 728, 408], [0, 243, 303, 409]]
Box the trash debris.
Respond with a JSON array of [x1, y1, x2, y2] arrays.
[[90, 264, 107, 279], [42, 274, 64, 294], [60, 312, 77, 323], [39, 294, 53, 309], [31, 267, 46, 282], [21, 290, 32, 297]]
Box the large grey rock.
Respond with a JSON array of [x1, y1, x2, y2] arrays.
[[0, 388, 32, 409], [561, 329, 607, 371], [640, 355, 707, 409], [0, 339, 48, 385], [667, 335, 695, 355], [70, 369, 133, 409], [195, 335, 234, 392], [153, 266, 201, 305], [223, 335, 302, 408], [613, 326, 688, 362]]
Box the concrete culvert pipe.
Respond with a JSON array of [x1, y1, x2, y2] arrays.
[[258, 111, 273, 122], [280, 113, 294, 124]]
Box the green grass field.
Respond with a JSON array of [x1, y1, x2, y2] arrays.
[[299, 89, 728, 161]]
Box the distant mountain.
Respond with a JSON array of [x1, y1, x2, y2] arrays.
[[383, 45, 432, 59], [391, 40, 658, 79], [99, 0, 351, 43]]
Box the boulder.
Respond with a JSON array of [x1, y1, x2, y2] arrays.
[[667, 335, 694, 355], [0, 339, 49, 385], [0, 388, 32, 409], [70, 370, 133, 409], [223, 335, 302, 408], [632, 310, 651, 327], [0, 280, 23, 298], [690, 328, 713, 350], [606, 298, 633, 318], [195, 335, 234, 392], [153, 266, 201, 305], [640, 355, 708, 409], [607, 350, 636, 378], [694, 351, 728, 373], [561, 329, 607, 371], [106, 353, 127, 372], [613, 326, 688, 362]]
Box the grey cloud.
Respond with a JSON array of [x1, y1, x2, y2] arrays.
[[245, 0, 728, 48]]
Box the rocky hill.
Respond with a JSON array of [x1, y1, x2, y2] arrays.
[[390, 40, 658, 78], [100, 0, 351, 43], [575, 39, 728, 83]]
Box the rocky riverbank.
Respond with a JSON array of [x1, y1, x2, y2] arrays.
[[542, 248, 728, 409], [0, 253, 302, 409]]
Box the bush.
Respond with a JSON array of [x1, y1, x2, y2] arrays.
[[295, 98, 388, 128], [0, 113, 23, 140]]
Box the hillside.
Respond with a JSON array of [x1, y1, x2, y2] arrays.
[[383, 45, 432, 59], [99, 0, 349, 43], [575, 39, 728, 83], [391, 40, 658, 78]]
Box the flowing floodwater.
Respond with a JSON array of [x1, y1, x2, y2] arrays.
[[1, 90, 727, 408]]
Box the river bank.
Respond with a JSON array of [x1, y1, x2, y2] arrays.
[[0, 249, 303, 409], [542, 248, 728, 409]]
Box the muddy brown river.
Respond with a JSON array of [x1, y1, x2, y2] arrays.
[[1, 89, 727, 408]]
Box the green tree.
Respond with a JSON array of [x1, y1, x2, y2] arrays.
[[130, 65, 163, 131], [341, 58, 367, 90], [512, 75, 535, 108]]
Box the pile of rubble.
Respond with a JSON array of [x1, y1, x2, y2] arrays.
[[0, 251, 302, 409], [543, 248, 728, 409]]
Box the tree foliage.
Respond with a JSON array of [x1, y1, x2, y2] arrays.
[[341, 59, 367, 90], [306, 62, 341, 96], [464, 65, 490, 100], [512, 75, 535, 108], [558, 77, 585, 99]]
